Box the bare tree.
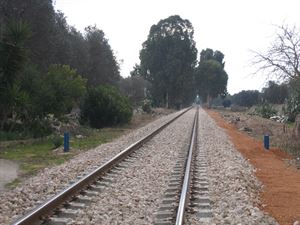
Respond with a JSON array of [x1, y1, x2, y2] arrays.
[[252, 24, 300, 81]]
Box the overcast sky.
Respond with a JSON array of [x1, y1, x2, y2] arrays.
[[54, 0, 300, 94]]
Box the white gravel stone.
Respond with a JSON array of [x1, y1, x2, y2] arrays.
[[186, 108, 278, 225], [0, 109, 188, 225], [72, 109, 196, 224]]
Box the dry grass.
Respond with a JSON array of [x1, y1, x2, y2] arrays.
[[215, 108, 300, 158]]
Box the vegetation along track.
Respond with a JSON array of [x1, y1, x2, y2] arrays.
[[11, 107, 192, 225]]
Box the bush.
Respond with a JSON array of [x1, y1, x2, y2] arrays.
[[255, 102, 277, 118], [0, 131, 25, 141], [29, 118, 52, 138], [284, 80, 300, 122], [231, 90, 260, 107], [41, 64, 87, 117], [222, 99, 231, 108], [80, 85, 133, 128], [142, 100, 152, 113], [51, 135, 63, 148]]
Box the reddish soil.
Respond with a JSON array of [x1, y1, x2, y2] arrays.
[[207, 110, 300, 225]]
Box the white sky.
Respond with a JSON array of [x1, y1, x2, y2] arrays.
[[54, 0, 300, 94]]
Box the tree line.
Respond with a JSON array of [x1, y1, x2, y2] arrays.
[[228, 81, 288, 107], [0, 2, 229, 139], [137, 15, 228, 108], [0, 0, 130, 138]]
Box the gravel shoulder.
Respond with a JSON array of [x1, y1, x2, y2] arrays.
[[208, 109, 300, 225], [186, 108, 278, 225], [0, 109, 187, 225]]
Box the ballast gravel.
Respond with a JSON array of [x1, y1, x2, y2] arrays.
[[72, 109, 195, 224], [0, 107, 281, 225], [186, 108, 278, 225], [0, 109, 187, 225]]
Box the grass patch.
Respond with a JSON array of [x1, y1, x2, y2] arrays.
[[5, 178, 21, 189], [0, 127, 126, 182], [0, 112, 163, 189], [72, 128, 127, 150]]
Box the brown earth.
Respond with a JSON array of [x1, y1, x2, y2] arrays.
[[207, 110, 300, 225]]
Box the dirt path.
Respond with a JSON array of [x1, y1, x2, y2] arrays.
[[207, 110, 300, 225]]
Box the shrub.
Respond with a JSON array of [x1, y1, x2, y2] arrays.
[[42, 64, 87, 117], [231, 90, 260, 107], [142, 100, 152, 113], [284, 80, 300, 122], [51, 135, 63, 148], [222, 99, 231, 108], [29, 118, 52, 138], [80, 85, 133, 128], [255, 102, 277, 118]]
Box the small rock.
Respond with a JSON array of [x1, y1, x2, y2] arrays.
[[239, 127, 252, 132], [75, 135, 84, 139]]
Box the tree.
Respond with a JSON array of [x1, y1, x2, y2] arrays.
[[85, 26, 120, 87], [262, 80, 288, 104], [253, 24, 300, 81], [41, 64, 86, 117], [231, 90, 260, 107], [195, 49, 228, 104], [0, 0, 57, 70], [139, 15, 197, 108], [200, 48, 225, 68], [0, 21, 30, 129], [118, 75, 149, 106]]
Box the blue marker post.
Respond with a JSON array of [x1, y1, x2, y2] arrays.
[[64, 132, 70, 152], [264, 135, 269, 150]]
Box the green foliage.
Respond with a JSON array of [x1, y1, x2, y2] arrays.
[[28, 118, 52, 138], [119, 75, 149, 106], [195, 58, 228, 102], [81, 86, 133, 128], [200, 48, 225, 68], [51, 135, 63, 148], [1, 0, 57, 70], [139, 15, 197, 107], [255, 102, 277, 118], [231, 90, 260, 107], [262, 81, 288, 104], [0, 21, 30, 84], [0, 3, 123, 139], [142, 100, 152, 113], [42, 64, 86, 117], [0, 21, 30, 130], [0, 126, 126, 178], [0, 131, 27, 141], [222, 99, 231, 108], [85, 26, 120, 86], [284, 79, 300, 122]]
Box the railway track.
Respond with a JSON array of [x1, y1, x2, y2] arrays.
[[4, 107, 281, 225], [154, 107, 212, 225], [11, 107, 194, 225]]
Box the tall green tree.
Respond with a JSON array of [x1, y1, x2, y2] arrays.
[[195, 49, 228, 104], [0, 0, 57, 70], [139, 15, 197, 108], [0, 21, 30, 129], [85, 26, 120, 87]]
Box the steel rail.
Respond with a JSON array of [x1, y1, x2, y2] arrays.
[[12, 107, 193, 225], [175, 106, 198, 225]]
